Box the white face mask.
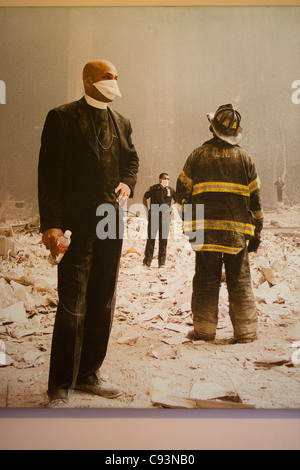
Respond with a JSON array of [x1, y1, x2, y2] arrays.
[[93, 79, 122, 101], [161, 179, 169, 188]]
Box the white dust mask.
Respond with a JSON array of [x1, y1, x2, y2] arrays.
[[93, 79, 122, 101], [161, 180, 169, 188]]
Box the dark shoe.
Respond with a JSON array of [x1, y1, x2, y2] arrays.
[[75, 377, 122, 399], [186, 329, 215, 342], [48, 397, 70, 408]]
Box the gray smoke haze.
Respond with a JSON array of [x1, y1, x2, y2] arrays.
[[0, 6, 299, 212]]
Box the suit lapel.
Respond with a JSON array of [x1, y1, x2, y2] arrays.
[[76, 98, 125, 160], [108, 107, 126, 152], [108, 108, 122, 141], [76, 97, 99, 160]]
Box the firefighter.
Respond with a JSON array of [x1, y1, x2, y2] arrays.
[[176, 104, 263, 343]]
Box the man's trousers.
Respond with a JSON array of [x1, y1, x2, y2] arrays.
[[143, 210, 170, 267], [191, 246, 258, 342], [47, 231, 123, 399]]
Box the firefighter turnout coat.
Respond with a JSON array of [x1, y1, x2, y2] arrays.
[[176, 137, 263, 254]]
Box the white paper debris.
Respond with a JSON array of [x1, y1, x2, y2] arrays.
[[0, 340, 12, 367], [286, 323, 300, 341], [291, 349, 300, 366], [190, 382, 235, 401], [0, 301, 27, 324], [23, 350, 45, 365], [117, 331, 139, 345], [164, 322, 190, 335]]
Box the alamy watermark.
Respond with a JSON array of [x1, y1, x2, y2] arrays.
[[291, 80, 300, 105], [96, 202, 204, 249], [1, 79, 299, 105], [0, 80, 6, 104], [0, 340, 8, 366]]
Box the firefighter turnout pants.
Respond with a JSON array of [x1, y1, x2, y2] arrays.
[[192, 246, 258, 342]]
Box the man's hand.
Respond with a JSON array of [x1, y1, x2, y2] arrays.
[[115, 182, 131, 207], [42, 228, 64, 259]]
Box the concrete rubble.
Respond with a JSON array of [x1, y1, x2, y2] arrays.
[[0, 205, 299, 408], [118, 208, 300, 329]]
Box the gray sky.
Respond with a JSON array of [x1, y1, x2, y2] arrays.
[[0, 6, 299, 209]]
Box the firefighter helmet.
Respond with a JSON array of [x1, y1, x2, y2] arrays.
[[207, 104, 243, 145]]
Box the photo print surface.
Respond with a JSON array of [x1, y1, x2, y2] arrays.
[[0, 6, 300, 409]]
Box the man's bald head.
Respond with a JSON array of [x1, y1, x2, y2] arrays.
[[83, 60, 117, 80], [83, 60, 119, 102]]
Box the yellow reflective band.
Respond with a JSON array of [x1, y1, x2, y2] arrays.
[[253, 209, 264, 220], [192, 181, 250, 197], [184, 219, 255, 236], [178, 171, 193, 191], [193, 244, 243, 255], [249, 178, 260, 193]]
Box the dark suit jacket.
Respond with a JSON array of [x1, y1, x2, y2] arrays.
[[38, 97, 139, 234]]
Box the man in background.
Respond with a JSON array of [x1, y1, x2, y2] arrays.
[[143, 173, 176, 268], [274, 176, 285, 203]]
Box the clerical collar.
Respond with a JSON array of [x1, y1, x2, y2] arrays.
[[84, 94, 108, 109]]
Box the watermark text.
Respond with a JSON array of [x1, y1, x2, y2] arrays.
[[95, 202, 204, 250], [291, 80, 300, 104], [0, 80, 6, 104]]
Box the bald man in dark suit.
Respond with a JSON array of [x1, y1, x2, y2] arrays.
[[38, 60, 139, 407]]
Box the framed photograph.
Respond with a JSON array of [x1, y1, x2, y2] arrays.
[[0, 0, 299, 450]]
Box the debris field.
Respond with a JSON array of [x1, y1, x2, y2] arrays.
[[0, 205, 300, 409]]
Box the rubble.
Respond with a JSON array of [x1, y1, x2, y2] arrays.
[[0, 340, 12, 367], [253, 355, 291, 368], [291, 349, 300, 367], [23, 350, 46, 365], [0, 207, 299, 408], [189, 381, 235, 401], [0, 195, 33, 221], [0, 301, 27, 324], [286, 323, 300, 341], [116, 211, 300, 341], [0, 236, 18, 257], [148, 377, 255, 409]]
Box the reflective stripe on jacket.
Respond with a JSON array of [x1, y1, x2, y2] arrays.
[[176, 137, 263, 253]]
